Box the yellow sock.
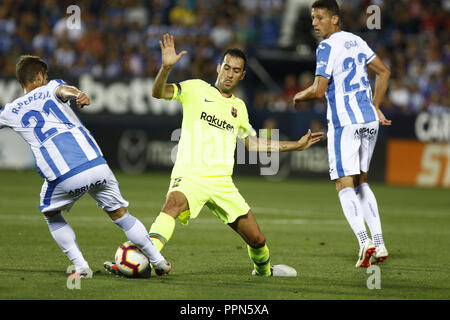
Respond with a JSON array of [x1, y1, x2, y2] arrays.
[[148, 212, 175, 252], [248, 244, 271, 276]]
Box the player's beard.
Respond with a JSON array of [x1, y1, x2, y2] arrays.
[[221, 87, 232, 94], [220, 81, 235, 94]]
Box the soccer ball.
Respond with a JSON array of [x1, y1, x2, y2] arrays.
[[115, 241, 151, 278]]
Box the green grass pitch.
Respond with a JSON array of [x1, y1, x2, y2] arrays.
[[0, 169, 449, 300]]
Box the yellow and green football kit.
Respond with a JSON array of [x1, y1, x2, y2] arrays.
[[149, 79, 271, 276], [167, 79, 256, 225]]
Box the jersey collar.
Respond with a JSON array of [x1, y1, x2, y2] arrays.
[[210, 83, 235, 99], [328, 30, 343, 39]]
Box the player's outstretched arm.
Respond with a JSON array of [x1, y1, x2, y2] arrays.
[[295, 129, 325, 150], [293, 76, 328, 109], [245, 130, 324, 152], [367, 56, 392, 126], [55, 85, 90, 108], [152, 33, 187, 100]]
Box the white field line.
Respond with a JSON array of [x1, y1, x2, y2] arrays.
[[1, 200, 320, 217], [0, 214, 345, 225]]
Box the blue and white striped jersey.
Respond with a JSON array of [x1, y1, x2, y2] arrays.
[[0, 79, 103, 181], [315, 31, 379, 128]]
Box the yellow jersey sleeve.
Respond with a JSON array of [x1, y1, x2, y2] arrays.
[[237, 101, 256, 139], [169, 79, 205, 104]]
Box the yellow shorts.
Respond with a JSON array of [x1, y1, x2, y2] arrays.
[[167, 176, 250, 225]]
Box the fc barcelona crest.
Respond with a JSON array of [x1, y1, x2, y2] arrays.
[[231, 107, 237, 118], [172, 177, 182, 188]]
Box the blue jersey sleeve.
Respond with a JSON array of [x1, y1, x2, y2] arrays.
[[356, 37, 376, 65], [315, 42, 333, 79]]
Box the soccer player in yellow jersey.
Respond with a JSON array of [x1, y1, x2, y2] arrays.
[[105, 34, 324, 277]]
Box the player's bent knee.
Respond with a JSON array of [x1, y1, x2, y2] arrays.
[[335, 176, 355, 193], [43, 210, 61, 217], [358, 172, 369, 185], [248, 233, 266, 249], [106, 206, 127, 221], [162, 191, 189, 218]]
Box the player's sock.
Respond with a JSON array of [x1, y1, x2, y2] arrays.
[[44, 213, 89, 273], [356, 183, 385, 248], [372, 234, 384, 248], [248, 244, 271, 276], [338, 187, 369, 248], [148, 212, 176, 252], [112, 212, 165, 264]]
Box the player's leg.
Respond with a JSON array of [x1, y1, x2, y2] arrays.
[[43, 209, 92, 277], [355, 172, 384, 244], [149, 177, 207, 252], [329, 124, 374, 267], [106, 206, 172, 275], [355, 173, 388, 263], [148, 191, 188, 251], [355, 122, 388, 263], [89, 164, 172, 275], [336, 175, 370, 248], [205, 179, 271, 276], [39, 179, 92, 277], [228, 210, 272, 276], [209, 178, 296, 277], [336, 176, 375, 267]]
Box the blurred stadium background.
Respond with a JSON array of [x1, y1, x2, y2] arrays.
[[0, 0, 449, 187]]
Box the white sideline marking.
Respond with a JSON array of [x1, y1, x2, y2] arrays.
[[0, 214, 345, 225], [1, 200, 318, 216]]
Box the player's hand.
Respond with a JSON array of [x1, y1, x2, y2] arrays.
[[160, 33, 187, 68], [293, 92, 303, 110], [296, 129, 325, 151], [377, 109, 392, 126], [76, 91, 90, 108]]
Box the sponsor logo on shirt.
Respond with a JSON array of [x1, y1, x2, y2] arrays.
[[354, 127, 377, 140], [344, 40, 358, 49], [200, 111, 234, 133], [316, 60, 327, 68], [69, 179, 107, 196]]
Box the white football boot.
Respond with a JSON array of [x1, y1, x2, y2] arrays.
[[104, 260, 172, 277], [355, 239, 376, 268], [152, 259, 173, 276], [370, 245, 389, 264], [252, 264, 297, 277]]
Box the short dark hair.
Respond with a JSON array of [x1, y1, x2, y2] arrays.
[[312, 0, 341, 24], [220, 48, 247, 70], [16, 55, 48, 88]]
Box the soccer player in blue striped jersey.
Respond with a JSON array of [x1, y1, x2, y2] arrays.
[[293, 0, 391, 268], [0, 55, 172, 278]]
